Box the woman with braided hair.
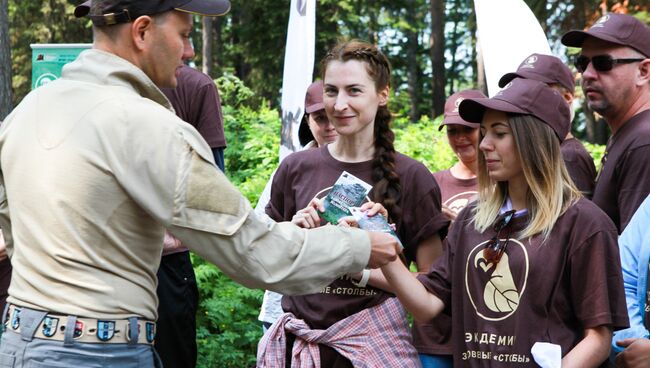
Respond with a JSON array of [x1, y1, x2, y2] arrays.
[[256, 40, 448, 367]]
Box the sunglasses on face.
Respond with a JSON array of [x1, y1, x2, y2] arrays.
[[574, 54, 644, 73], [483, 209, 516, 265]]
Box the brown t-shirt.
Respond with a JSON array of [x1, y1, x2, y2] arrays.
[[433, 169, 478, 215], [267, 145, 448, 367], [412, 169, 479, 355], [419, 198, 628, 367], [161, 65, 226, 148], [592, 110, 650, 233], [561, 138, 596, 200]]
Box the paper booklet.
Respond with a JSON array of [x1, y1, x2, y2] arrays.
[[349, 206, 403, 249], [319, 171, 372, 225]]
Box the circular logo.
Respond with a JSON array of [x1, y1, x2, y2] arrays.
[[443, 191, 477, 214], [35, 73, 57, 88], [452, 97, 465, 112], [525, 55, 538, 65], [465, 238, 529, 321]]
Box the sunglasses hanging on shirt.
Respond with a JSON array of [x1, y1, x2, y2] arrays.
[[483, 210, 516, 265], [574, 54, 644, 73]]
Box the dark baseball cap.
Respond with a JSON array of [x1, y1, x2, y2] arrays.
[[561, 13, 650, 58], [458, 78, 570, 142], [498, 53, 575, 92], [299, 81, 325, 146], [304, 80, 325, 114], [439, 89, 486, 131], [75, 0, 230, 26]]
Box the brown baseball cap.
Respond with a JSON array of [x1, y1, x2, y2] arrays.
[[458, 78, 570, 142], [498, 53, 575, 92], [304, 80, 325, 114], [439, 89, 486, 131], [75, 0, 230, 26], [299, 81, 325, 146], [561, 13, 650, 58]]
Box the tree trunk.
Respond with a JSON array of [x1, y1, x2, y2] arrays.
[[0, 0, 12, 120], [202, 17, 214, 76], [214, 16, 223, 73], [476, 38, 487, 96], [405, 0, 421, 123], [429, 0, 445, 118]]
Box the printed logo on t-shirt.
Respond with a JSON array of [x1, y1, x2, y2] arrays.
[[465, 239, 529, 321], [443, 191, 478, 214]]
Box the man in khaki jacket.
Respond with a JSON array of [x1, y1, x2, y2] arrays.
[[0, 1, 401, 366]]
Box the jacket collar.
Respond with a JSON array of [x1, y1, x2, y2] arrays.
[[61, 49, 173, 111]]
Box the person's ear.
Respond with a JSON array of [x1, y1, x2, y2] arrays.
[[637, 58, 650, 87], [378, 86, 389, 107], [131, 16, 154, 51]]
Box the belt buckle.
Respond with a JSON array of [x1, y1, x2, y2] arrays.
[[42, 316, 59, 337], [10, 308, 20, 330], [97, 320, 115, 342]]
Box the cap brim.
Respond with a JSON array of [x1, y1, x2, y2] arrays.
[[561, 29, 626, 48], [459, 98, 527, 124], [175, 0, 231, 16], [74, 0, 91, 18], [439, 115, 480, 130], [305, 103, 325, 114], [498, 73, 520, 88]]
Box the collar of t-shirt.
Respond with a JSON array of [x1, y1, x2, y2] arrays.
[[500, 197, 529, 218]]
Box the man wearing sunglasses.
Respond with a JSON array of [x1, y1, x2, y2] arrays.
[[561, 14, 650, 235]]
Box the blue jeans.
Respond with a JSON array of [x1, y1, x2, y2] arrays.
[[0, 306, 160, 368], [419, 353, 454, 368]]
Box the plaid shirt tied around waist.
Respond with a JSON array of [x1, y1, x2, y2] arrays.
[[256, 297, 421, 368]]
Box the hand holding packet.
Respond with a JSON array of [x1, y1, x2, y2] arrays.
[[349, 207, 403, 250], [319, 171, 372, 224]]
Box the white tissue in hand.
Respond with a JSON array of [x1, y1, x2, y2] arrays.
[[531, 342, 561, 368]]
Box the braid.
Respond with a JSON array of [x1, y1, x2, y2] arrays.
[[322, 40, 402, 223], [372, 106, 402, 223]]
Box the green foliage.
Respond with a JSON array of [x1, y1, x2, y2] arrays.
[[393, 114, 456, 173], [218, 74, 280, 205], [583, 142, 606, 170], [193, 255, 263, 368]]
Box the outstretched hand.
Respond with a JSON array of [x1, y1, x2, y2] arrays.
[[291, 197, 324, 229], [366, 231, 401, 269]]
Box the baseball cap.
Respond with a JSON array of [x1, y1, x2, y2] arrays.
[[439, 89, 486, 131], [458, 78, 570, 142], [561, 13, 650, 57], [299, 81, 325, 146], [304, 80, 325, 114], [498, 53, 575, 92], [74, 0, 231, 26]]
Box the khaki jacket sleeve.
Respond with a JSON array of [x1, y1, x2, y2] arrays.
[[114, 107, 371, 295]]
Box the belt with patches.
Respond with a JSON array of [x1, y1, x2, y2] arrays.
[[5, 304, 156, 345]]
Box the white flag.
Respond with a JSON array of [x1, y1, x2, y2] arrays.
[[474, 0, 552, 96], [279, 0, 316, 161]]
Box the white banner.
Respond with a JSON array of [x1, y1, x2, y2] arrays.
[[279, 0, 316, 160], [474, 0, 551, 96]]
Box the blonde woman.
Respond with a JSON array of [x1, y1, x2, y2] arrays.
[[381, 78, 628, 367]]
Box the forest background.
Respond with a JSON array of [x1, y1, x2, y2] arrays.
[[1, 0, 649, 366]]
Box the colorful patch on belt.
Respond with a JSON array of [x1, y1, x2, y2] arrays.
[[42, 316, 59, 337], [146, 322, 155, 343], [10, 309, 20, 330], [97, 320, 115, 341], [74, 320, 84, 338]]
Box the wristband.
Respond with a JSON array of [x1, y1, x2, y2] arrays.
[[351, 269, 371, 288]]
